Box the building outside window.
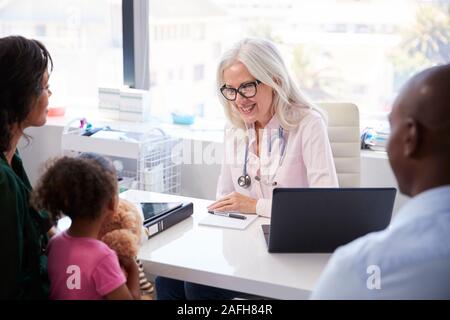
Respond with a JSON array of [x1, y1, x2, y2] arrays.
[[1, 0, 449, 131], [0, 0, 123, 110], [148, 0, 450, 129]]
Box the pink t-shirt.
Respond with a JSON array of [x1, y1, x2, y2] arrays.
[[47, 231, 126, 300]]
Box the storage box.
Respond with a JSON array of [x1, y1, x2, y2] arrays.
[[98, 87, 121, 120], [119, 88, 151, 122]]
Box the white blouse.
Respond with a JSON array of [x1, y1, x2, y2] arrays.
[[216, 108, 339, 217]]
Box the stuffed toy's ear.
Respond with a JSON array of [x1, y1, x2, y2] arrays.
[[102, 229, 140, 257]]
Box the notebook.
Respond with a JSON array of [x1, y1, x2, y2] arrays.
[[199, 212, 258, 230]]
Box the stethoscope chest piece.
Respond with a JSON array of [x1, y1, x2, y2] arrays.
[[238, 174, 251, 188], [237, 126, 286, 189]]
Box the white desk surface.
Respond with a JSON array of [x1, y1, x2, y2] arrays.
[[121, 189, 331, 300]]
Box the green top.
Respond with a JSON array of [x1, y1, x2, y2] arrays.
[[0, 152, 51, 299]]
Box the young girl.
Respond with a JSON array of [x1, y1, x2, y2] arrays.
[[31, 153, 140, 300]]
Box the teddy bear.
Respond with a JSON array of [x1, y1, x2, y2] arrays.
[[98, 198, 154, 298], [99, 198, 142, 258]]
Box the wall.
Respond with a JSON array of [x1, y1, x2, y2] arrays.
[[20, 124, 64, 184], [360, 150, 409, 215]]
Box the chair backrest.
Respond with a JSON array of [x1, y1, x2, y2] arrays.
[[316, 102, 361, 187]]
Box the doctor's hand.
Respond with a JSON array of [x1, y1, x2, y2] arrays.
[[207, 192, 257, 214]]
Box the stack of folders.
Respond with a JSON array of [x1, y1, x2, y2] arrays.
[[361, 127, 390, 151]]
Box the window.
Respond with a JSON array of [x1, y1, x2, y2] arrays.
[[147, 0, 450, 127], [150, 71, 158, 87], [35, 25, 46, 37], [0, 0, 123, 110], [193, 64, 205, 81]]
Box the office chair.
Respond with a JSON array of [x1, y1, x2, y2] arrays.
[[317, 102, 361, 187]]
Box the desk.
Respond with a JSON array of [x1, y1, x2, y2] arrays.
[[121, 189, 331, 300]]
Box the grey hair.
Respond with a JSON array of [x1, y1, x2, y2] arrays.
[[216, 38, 326, 130]]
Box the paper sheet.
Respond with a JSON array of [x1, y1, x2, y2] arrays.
[[199, 213, 258, 230], [90, 130, 127, 140]]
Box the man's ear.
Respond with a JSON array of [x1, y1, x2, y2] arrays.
[[404, 118, 419, 157]]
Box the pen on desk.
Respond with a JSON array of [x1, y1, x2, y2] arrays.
[[208, 211, 247, 220]]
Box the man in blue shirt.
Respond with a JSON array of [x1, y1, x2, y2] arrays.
[[311, 64, 450, 299]]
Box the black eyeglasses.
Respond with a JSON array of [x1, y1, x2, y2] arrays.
[[220, 80, 262, 101]]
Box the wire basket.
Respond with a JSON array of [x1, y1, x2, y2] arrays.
[[136, 133, 181, 194], [61, 121, 182, 195]]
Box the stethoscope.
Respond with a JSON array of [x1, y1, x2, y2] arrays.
[[237, 127, 286, 188]]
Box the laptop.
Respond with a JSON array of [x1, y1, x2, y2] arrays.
[[262, 188, 396, 253]]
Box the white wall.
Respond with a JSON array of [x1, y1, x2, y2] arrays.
[[20, 124, 64, 184], [20, 124, 409, 215], [360, 150, 409, 215]]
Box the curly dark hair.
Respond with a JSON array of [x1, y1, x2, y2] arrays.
[[0, 35, 53, 152], [31, 153, 117, 222]]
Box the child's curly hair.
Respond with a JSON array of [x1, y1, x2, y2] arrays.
[[31, 153, 117, 222]]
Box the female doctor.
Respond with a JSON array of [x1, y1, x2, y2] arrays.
[[155, 38, 338, 300], [207, 38, 338, 217]]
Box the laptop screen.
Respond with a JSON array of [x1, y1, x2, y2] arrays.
[[266, 188, 396, 253]]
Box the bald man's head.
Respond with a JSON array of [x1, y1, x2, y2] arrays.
[[394, 64, 450, 132], [387, 64, 450, 197]]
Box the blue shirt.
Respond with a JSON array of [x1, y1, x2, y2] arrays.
[[310, 185, 450, 299]]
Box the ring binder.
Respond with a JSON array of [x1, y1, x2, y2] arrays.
[[143, 202, 194, 238]]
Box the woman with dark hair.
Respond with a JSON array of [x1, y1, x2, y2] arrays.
[[0, 35, 54, 299]]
